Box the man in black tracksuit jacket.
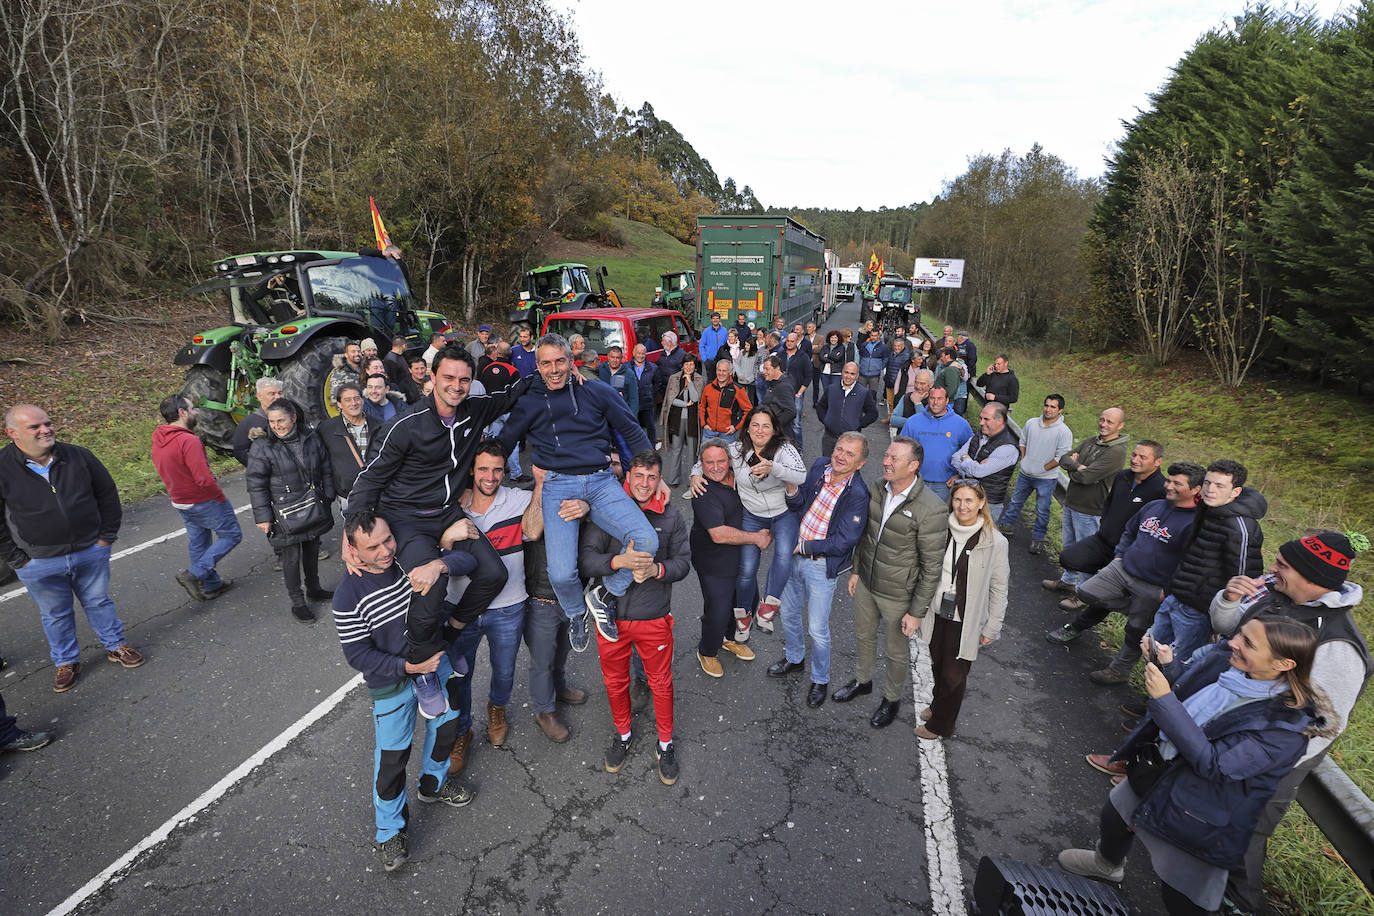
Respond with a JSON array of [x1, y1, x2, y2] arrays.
[[348, 349, 532, 663]]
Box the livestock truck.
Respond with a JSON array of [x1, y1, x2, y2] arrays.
[[695, 215, 826, 331]]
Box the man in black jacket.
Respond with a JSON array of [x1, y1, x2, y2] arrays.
[[976, 354, 1019, 417], [1, 405, 143, 693], [778, 332, 814, 447], [317, 383, 380, 512], [759, 356, 797, 430], [579, 450, 690, 786], [816, 362, 878, 457], [347, 348, 532, 717]]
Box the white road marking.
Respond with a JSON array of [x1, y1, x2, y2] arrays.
[[0, 504, 253, 605], [48, 672, 364, 916], [910, 634, 967, 916]]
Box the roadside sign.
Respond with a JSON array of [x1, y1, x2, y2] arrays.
[[912, 258, 964, 289]]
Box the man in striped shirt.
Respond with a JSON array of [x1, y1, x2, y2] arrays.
[[333, 510, 480, 874]]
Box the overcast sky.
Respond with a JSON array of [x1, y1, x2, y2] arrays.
[[559, 0, 1350, 210]]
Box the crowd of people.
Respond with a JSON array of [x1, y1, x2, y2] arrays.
[[0, 310, 1367, 916]]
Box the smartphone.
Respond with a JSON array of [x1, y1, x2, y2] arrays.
[[1142, 633, 1156, 660]]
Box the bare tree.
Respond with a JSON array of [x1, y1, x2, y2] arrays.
[[1194, 171, 1271, 386]]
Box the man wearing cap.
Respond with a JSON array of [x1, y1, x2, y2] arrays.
[[468, 325, 492, 363], [1208, 531, 1370, 914]]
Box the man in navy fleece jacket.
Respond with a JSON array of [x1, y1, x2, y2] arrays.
[[499, 333, 656, 652]]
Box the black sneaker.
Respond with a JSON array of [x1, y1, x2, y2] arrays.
[[655, 742, 679, 786], [176, 570, 207, 601], [417, 777, 474, 808], [604, 733, 633, 773], [1, 729, 54, 753], [568, 610, 592, 653], [306, 587, 335, 601], [584, 583, 620, 642], [377, 830, 408, 872], [1044, 624, 1081, 645], [291, 604, 316, 624]]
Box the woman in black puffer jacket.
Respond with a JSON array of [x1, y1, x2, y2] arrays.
[[246, 402, 336, 623]]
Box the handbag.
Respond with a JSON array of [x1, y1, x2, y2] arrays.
[[273, 484, 329, 536], [1125, 743, 1172, 796]]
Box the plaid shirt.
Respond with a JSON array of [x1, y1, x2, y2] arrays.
[[799, 464, 845, 542], [345, 418, 370, 458]]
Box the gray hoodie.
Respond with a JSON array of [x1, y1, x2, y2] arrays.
[[1017, 414, 1073, 479]]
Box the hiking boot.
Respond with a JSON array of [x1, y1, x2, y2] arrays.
[[291, 605, 316, 624], [698, 653, 724, 678], [413, 672, 448, 719], [656, 742, 679, 786], [721, 640, 755, 661], [487, 702, 508, 747], [584, 583, 619, 642], [568, 610, 592, 653], [53, 662, 81, 693], [448, 730, 472, 776], [1058, 846, 1124, 883], [106, 645, 144, 668], [1089, 667, 1131, 686], [556, 686, 587, 705], [1, 729, 54, 753], [1029, 540, 1044, 555], [1041, 578, 1076, 594], [202, 579, 234, 599], [1059, 596, 1088, 613], [176, 570, 208, 601], [629, 677, 650, 712], [604, 733, 633, 773], [417, 777, 474, 808], [536, 711, 570, 743], [377, 831, 408, 872], [732, 606, 753, 642], [1044, 624, 1081, 645]]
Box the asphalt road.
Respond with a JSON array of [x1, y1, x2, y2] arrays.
[[1, 295, 1172, 915]]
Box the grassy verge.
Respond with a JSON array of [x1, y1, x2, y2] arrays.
[[926, 308, 1373, 914], [537, 217, 696, 314]]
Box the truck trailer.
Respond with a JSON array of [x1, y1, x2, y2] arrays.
[[833, 265, 861, 301], [696, 215, 826, 331]]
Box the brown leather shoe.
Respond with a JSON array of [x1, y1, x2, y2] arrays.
[[449, 730, 472, 776], [487, 702, 508, 747], [556, 686, 588, 705], [1041, 578, 1076, 594], [1086, 752, 1127, 777], [536, 711, 570, 743], [53, 662, 81, 693], [106, 645, 144, 668]]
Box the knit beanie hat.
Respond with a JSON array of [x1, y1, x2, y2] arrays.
[[1278, 531, 1357, 590]]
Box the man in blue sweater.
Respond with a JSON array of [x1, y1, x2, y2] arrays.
[[1045, 462, 1204, 686], [898, 385, 972, 502], [698, 311, 728, 366], [334, 511, 478, 873], [499, 333, 657, 652]]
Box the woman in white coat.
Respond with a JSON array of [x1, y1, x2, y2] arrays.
[[915, 478, 1009, 740]]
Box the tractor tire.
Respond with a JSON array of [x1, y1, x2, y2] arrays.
[[181, 365, 239, 457], [276, 335, 349, 428], [511, 321, 533, 339]]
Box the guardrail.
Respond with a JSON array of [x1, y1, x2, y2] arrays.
[[925, 323, 1374, 898]]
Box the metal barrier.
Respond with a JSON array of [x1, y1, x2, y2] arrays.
[[929, 327, 1374, 898]]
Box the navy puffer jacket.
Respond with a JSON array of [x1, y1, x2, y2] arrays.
[[1168, 486, 1267, 611]]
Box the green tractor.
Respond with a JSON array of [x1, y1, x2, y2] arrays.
[[652, 269, 696, 316], [508, 262, 622, 334], [175, 250, 451, 454]]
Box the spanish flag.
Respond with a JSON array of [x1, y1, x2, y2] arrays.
[[868, 251, 879, 275], [369, 197, 393, 251], [877, 254, 884, 281]]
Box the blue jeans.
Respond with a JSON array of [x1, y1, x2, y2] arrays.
[[791, 394, 805, 448], [371, 653, 460, 842], [523, 597, 573, 714], [781, 556, 838, 684], [999, 473, 1057, 541], [16, 543, 124, 666], [541, 469, 657, 619], [1149, 595, 1213, 662], [702, 428, 736, 446], [1060, 509, 1102, 585], [736, 508, 801, 609], [923, 479, 951, 503], [175, 498, 242, 592], [485, 414, 522, 478], [448, 600, 527, 731]]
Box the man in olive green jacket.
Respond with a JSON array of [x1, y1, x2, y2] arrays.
[[833, 435, 947, 728]]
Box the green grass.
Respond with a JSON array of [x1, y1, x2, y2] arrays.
[[927, 307, 1374, 914], [535, 217, 696, 315]]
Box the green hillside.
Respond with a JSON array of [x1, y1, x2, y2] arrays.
[[538, 218, 696, 316]]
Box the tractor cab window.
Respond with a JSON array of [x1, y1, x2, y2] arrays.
[[305, 258, 414, 334], [568, 267, 593, 295], [879, 285, 911, 303]]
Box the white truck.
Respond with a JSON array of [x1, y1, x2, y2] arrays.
[[833, 266, 861, 301]]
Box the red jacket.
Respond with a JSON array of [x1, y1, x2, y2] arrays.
[[151, 425, 225, 504]]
